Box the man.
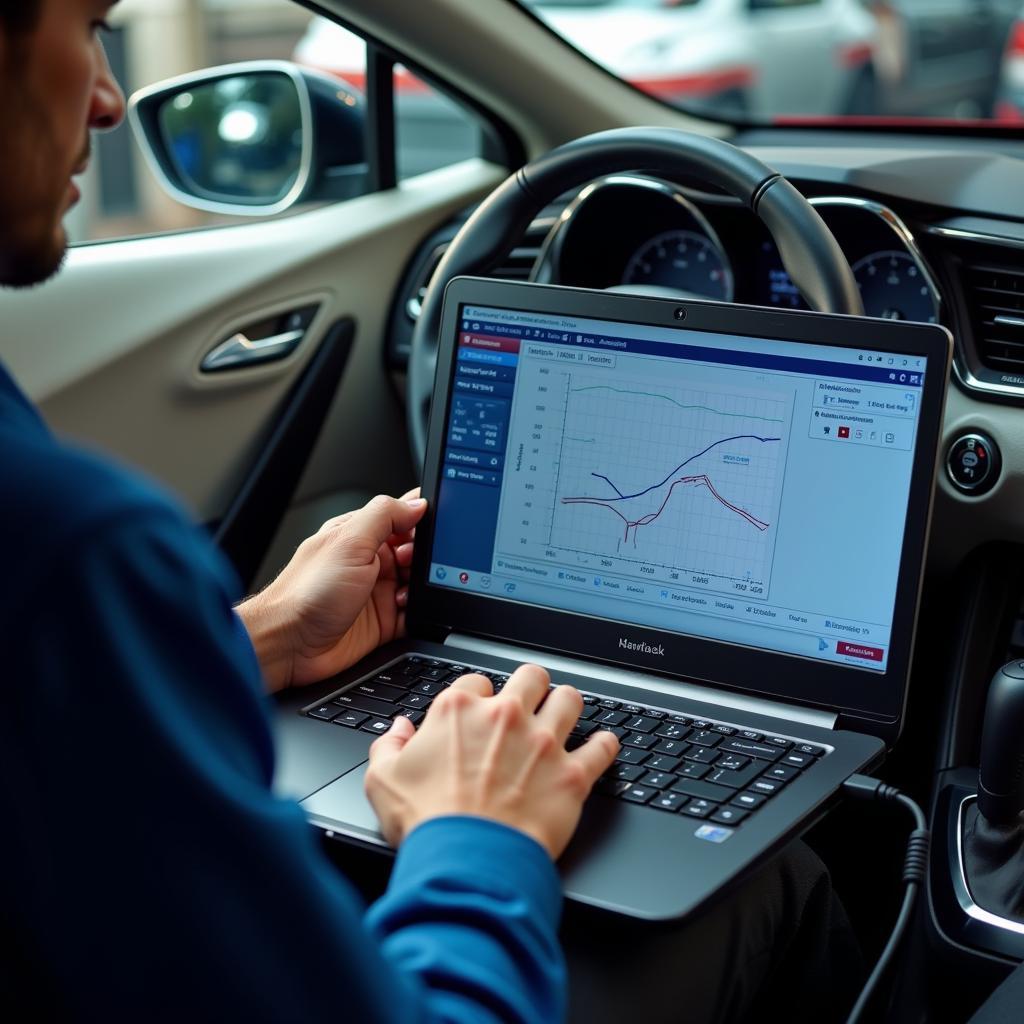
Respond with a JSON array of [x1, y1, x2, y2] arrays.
[[0, 2, 862, 1021]]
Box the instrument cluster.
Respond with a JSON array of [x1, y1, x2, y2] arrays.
[[533, 177, 941, 325]]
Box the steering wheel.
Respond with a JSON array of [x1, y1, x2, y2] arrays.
[[407, 127, 864, 468]]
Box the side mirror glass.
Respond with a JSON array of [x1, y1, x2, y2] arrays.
[[158, 73, 304, 205], [129, 61, 366, 216]]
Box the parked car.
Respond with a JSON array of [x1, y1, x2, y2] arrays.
[[294, 0, 877, 120], [994, 5, 1024, 118], [860, 0, 1017, 118]]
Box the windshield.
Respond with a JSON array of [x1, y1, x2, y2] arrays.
[[514, 0, 1024, 125]]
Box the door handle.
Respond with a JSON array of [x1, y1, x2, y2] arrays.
[[202, 328, 306, 371], [201, 304, 319, 373]]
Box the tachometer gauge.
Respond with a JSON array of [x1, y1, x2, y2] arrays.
[[622, 229, 733, 301], [852, 250, 939, 323]]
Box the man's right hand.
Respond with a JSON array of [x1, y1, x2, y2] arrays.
[[364, 664, 620, 859]]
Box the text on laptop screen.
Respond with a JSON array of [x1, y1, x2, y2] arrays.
[[428, 304, 929, 673]]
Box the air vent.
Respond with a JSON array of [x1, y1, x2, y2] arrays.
[[404, 205, 564, 323], [489, 206, 563, 281], [963, 260, 1024, 372], [491, 245, 543, 280]]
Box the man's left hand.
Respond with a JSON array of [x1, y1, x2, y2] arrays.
[[236, 492, 427, 693]]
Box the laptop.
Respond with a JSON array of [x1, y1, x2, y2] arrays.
[[273, 277, 951, 921]]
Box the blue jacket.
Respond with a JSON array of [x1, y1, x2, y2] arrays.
[[0, 364, 564, 1021]]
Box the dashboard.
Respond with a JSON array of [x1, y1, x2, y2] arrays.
[[532, 175, 942, 328]]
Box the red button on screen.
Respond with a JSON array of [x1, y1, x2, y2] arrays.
[[836, 641, 884, 662], [460, 332, 521, 354]]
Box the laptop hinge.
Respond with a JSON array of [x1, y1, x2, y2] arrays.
[[444, 633, 839, 731]]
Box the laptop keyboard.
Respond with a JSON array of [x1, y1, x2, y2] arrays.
[[304, 655, 830, 832]]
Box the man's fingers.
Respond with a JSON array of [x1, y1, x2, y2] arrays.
[[345, 495, 427, 553], [500, 663, 551, 713], [367, 714, 416, 766], [570, 730, 620, 784], [449, 672, 493, 698], [317, 511, 353, 534], [318, 489, 423, 541], [393, 541, 415, 568], [535, 685, 583, 740], [386, 531, 416, 551]]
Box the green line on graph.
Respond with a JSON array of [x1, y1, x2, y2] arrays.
[[570, 385, 786, 424]]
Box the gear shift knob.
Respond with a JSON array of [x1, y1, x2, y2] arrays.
[[978, 660, 1024, 825]]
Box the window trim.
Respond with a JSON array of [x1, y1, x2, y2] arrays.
[[299, 0, 526, 173]]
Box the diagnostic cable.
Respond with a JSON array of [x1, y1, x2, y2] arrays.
[[841, 774, 930, 1024]]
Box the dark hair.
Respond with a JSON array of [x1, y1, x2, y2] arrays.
[[0, 1, 43, 33]]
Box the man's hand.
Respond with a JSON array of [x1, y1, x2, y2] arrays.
[[236, 493, 427, 693], [364, 665, 620, 859]]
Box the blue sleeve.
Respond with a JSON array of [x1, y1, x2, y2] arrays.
[[5, 504, 566, 1023]]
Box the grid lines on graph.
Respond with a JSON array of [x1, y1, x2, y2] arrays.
[[549, 373, 793, 588]]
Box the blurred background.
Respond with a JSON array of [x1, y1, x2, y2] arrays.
[[76, 0, 1024, 245], [74, 0, 482, 244]]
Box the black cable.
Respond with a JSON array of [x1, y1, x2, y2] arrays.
[[841, 775, 930, 1024]]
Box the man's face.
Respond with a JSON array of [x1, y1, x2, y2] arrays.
[[0, 0, 125, 288]]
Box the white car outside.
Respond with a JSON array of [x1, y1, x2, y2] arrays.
[[995, 8, 1024, 119], [294, 0, 878, 118]]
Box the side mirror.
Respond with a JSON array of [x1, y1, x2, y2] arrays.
[[128, 60, 366, 216]]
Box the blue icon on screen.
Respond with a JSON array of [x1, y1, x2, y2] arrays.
[[818, 638, 829, 652], [435, 567, 448, 581]]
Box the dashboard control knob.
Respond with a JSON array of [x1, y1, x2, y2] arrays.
[[947, 432, 1000, 495]]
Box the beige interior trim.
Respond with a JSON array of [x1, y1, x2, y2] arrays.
[[1, 160, 504, 521]]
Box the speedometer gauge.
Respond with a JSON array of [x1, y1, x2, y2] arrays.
[[851, 250, 939, 323], [622, 229, 733, 302]]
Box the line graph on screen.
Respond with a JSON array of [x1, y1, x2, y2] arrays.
[[546, 375, 793, 589]]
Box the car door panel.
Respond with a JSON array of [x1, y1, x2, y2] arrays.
[[0, 161, 504, 534]]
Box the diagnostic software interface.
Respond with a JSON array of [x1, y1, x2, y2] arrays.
[[428, 304, 928, 672]]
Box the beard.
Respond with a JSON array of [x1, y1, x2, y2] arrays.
[[0, 228, 69, 289], [0, 68, 84, 289]]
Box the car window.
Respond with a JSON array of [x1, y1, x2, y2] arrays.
[[513, 0, 1022, 124], [71, 3, 489, 246], [396, 70, 484, 181]]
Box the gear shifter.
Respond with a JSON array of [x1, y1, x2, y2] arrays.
[[962, 660, 1024, 924], [978, 660, 1024, 825]]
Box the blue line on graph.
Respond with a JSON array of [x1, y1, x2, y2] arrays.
[[590, 434, 781, 501]]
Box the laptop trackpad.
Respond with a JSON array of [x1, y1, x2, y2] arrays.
[[301, 765, 386, 845]]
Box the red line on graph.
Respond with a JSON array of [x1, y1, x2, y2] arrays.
[[561, 473, 769, 545]]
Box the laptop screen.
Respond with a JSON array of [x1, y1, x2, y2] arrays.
[[427, 301, 929, 675]]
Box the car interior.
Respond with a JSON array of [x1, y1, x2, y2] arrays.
[[7, 0, 1024, 1018]]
